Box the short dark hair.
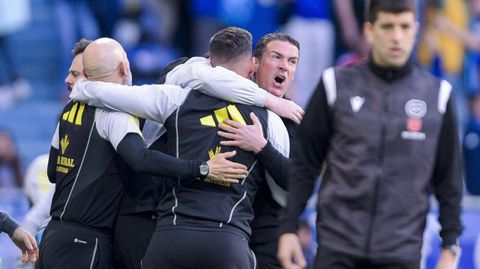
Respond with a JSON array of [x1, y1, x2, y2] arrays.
[[209, 27, 252, 64], [366, 0, 416, 23], [71, 39, 93, 56], [254, 32, 300, 59]]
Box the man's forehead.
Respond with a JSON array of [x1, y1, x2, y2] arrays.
[[265, 40, 299, 57], [374, 11, 416, 24], [69, 54, 84, 71]]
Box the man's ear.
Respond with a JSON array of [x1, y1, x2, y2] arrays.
[[119, 61, 127, 76], [248, 57, 256, 79], [363, 22, 374, 45]]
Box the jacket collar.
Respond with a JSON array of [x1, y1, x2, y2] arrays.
[[367, 57, 413, 82]]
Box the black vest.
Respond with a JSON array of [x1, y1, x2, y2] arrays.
[[156, 91, 269, 237], [50, 101, 133, 230]]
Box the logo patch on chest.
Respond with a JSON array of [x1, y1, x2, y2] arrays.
[[402, 99, 427, 141], [349, 96, 365, 113]]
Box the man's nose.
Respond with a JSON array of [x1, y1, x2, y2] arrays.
[[279, 59, 288, 70], [65, 75, 72, 85], [392, 27, 403, 42]]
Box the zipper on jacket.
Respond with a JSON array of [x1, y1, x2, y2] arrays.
[[364, 85, 388, 256]]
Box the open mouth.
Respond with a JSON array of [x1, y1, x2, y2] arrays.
[[274, 75, 285, 84]]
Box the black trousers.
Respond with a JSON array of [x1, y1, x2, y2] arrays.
[[251, 240, 281, 269], [112, 212, 157, 269], [142, 227, 256, 269], [314, 247, 420, 269], [37, 220, 113, 269]]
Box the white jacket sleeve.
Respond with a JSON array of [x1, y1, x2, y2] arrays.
[[264, 110, 290, 206], [95, 109, 143, 150], [51, 123, 60, 149], [70, 79, 191, 123], [266, 110, 290, 158], [165, 57, 267, 107]]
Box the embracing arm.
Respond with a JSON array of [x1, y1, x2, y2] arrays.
[[117, 133, 202, 178], [98, 110, 248, 183], [117, 134, 247, 183], [71, 79, 190, 123], [166, 57, 267, 106], [218, 111, 291, 189], [166, 57, 304, 123], [256, 141, 291, 189]]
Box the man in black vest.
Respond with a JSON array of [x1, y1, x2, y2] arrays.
[[168, 33, 301, 269], [38, 38, 247, 269], [217, 33, 300, 269], [70, 27, 290, 269], [278, 0, 463, 269]]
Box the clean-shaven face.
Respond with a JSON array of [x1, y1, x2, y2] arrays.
[[365, 11, 417, 68], [255, 40, 299, 97]]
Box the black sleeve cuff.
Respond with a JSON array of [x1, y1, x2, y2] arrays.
[[1, 212, 19, 237], [189, 160, 203, 178], [256, 141, 275, 159], [440, 232, 460, 248], [279, 218, 299, 235]]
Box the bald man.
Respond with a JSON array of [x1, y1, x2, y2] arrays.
[[37, 38, 248, 269]]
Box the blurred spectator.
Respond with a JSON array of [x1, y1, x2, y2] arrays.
[[0, 0, 32, 109], [22, 154, 50, 206], [333, 0, 370, 65], [283, 0, 334, 108], [417, 0, 480, 129], [85, 0, 120, 36], [54, 0, 99, 94], [0, 130, 23, 188], [297, 219, 314, 269], [464, 93, 480, 195], [113, 0, 179, 83], [172, 0, 193, 56], [116, 0, 177, 47], [190, 0, 223, 56], [464, 0, 480, 97], [189, 0, 279, 57], [245, 0, 278, 44]]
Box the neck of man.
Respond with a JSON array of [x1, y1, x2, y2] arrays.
[[211, 55, 251, 79], [368, 56, 413, 82]]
